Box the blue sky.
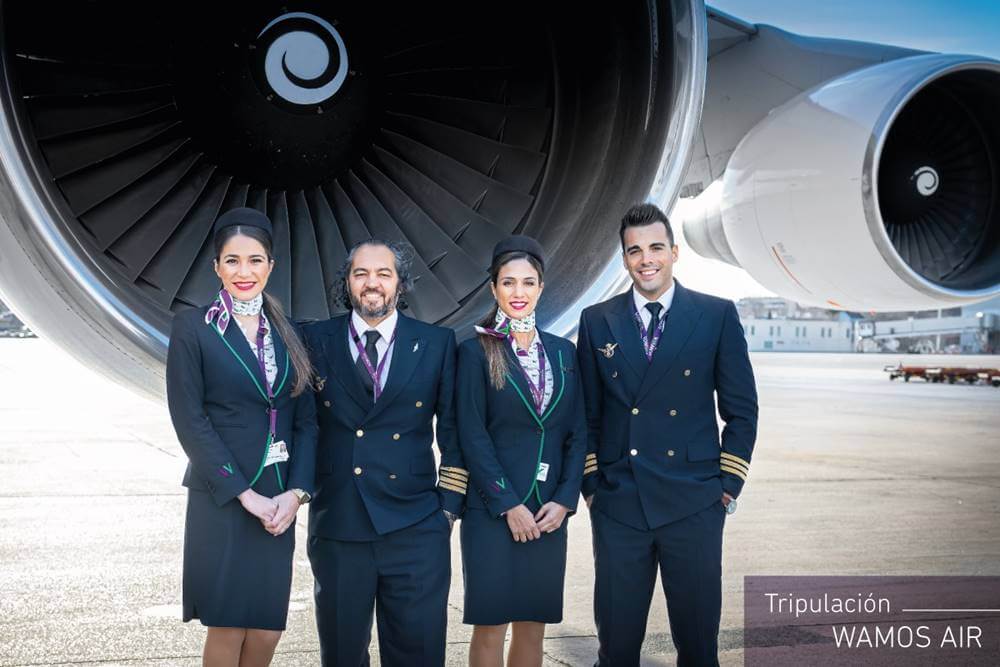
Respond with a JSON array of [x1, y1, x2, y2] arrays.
[[710, 1, 1000, 60]]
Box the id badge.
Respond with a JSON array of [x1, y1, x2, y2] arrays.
[[264, 439, 289, 466], [536, 462, 550, 482]]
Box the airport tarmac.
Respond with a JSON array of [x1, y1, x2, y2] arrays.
[[1, 338, 998, 666]]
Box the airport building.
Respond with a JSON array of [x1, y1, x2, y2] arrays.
[[737, 297, 1000, 354], [854, 297, 1000, 354], [737, 298, 855, 352]]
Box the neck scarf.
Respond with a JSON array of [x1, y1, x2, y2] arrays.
[[205, 290, 265, 333], [474, 309, 536, 355], [502, 309, 535, 333], [205, 289, 234, 333], [232, 293, 263, 316]]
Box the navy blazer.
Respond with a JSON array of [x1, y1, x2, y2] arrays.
[[457, 332, 586, 517], [303, 312, 465, 541], [577, 281, 758, 530], [166, 306, 318, 507]]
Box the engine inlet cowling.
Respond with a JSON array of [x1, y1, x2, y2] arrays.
[[0, 1, 706, 398], [680, 54, 1000, 312]]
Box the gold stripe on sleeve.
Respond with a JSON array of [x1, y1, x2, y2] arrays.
[[438, 472, 468, 485], [720, 452, 750, 471], [720, 463, 748, 481], [438, 480, 467, 495]]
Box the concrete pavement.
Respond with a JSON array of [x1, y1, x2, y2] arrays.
[[1, 339, 998, 665]]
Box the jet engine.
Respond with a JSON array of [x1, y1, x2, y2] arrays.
[[0, 1, 706, 398], [682, 54, 1000, 311]]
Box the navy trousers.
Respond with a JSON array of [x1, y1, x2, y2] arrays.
[[308, 511, 451, 666], [592, 501, 726, 667]]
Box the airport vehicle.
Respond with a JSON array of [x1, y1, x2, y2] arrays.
[[0, 2, 997, 398], [884, 364, 1000, 386]]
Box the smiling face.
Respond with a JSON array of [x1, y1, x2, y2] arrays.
[[491, 257, 544, 320], [622, 221, 678, 300], [348, 243, 401, 320], [213, 233, 273, 302]]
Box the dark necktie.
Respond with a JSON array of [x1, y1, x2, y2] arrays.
[[644, 302, 663, 347], [356, 330, 380, 398]]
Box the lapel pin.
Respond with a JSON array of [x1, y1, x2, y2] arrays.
[[413, 342, 420, 353], [314, 375, 326, 391], [598, 342, 618, 359]]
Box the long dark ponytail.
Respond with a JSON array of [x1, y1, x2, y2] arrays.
[[478, 250, 544, 391], [213, 225, 315, 396]]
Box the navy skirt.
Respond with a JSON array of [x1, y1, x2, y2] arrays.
[[182, 487, 295, 630], [460, 507, 568, 625]]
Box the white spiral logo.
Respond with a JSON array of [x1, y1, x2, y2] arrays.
[[913, 166, 939, 197], [258, 12, 348, 106]]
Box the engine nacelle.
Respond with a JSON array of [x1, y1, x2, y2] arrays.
[[0, 1, 706, 399], [682, 54, 1000, 311]]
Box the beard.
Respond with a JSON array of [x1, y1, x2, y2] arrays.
[[350, 286, 399, 319]]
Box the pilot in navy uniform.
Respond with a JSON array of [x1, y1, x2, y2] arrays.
[[166, 208, 317, 665], [456, 236, 586, 666], [577, 204, 758, 667], [302, 239, 466, 667]]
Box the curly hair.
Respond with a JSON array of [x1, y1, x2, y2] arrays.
[[332, 239, 415, 312]]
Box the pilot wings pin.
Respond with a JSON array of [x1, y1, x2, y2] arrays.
[[598, 342, 618, 359]]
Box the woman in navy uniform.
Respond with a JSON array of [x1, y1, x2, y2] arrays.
[[457, 235, 587, 667], [166, 207, 317, 666]]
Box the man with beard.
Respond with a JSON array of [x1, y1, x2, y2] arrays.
[[302, 239, 466, 666]]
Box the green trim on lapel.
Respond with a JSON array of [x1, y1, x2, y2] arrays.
[[542, 350, 566, 421], [504, 350, 564, 506], [213, 324, 291, 401], [248, 432, 273, 487], [505, 350, 565, 426], [213, 324, 268, 400], [524, 431, 545, 506], [213, 325, 288, 491], [506, 376, 544, 428]]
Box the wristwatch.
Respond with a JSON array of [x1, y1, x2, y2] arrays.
[[291, 488, 311, 505], [724, 497, 737, 515]]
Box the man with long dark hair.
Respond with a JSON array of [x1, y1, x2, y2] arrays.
[[577, 204, 758, 666], [302, 239, 466, 666]]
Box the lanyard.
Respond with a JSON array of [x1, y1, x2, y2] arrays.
[[632, 300, 667, 361], [213, 317, 286, 438], [504, 350, 566, 507], [513, 340, 546, 415], [349, 318, 397, 401], [253, 316, 277, 437], [212, 317, 291, 490]]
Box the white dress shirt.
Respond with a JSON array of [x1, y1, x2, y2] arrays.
[[632, 279, 676, 329], [349, 308, 399, 393]]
